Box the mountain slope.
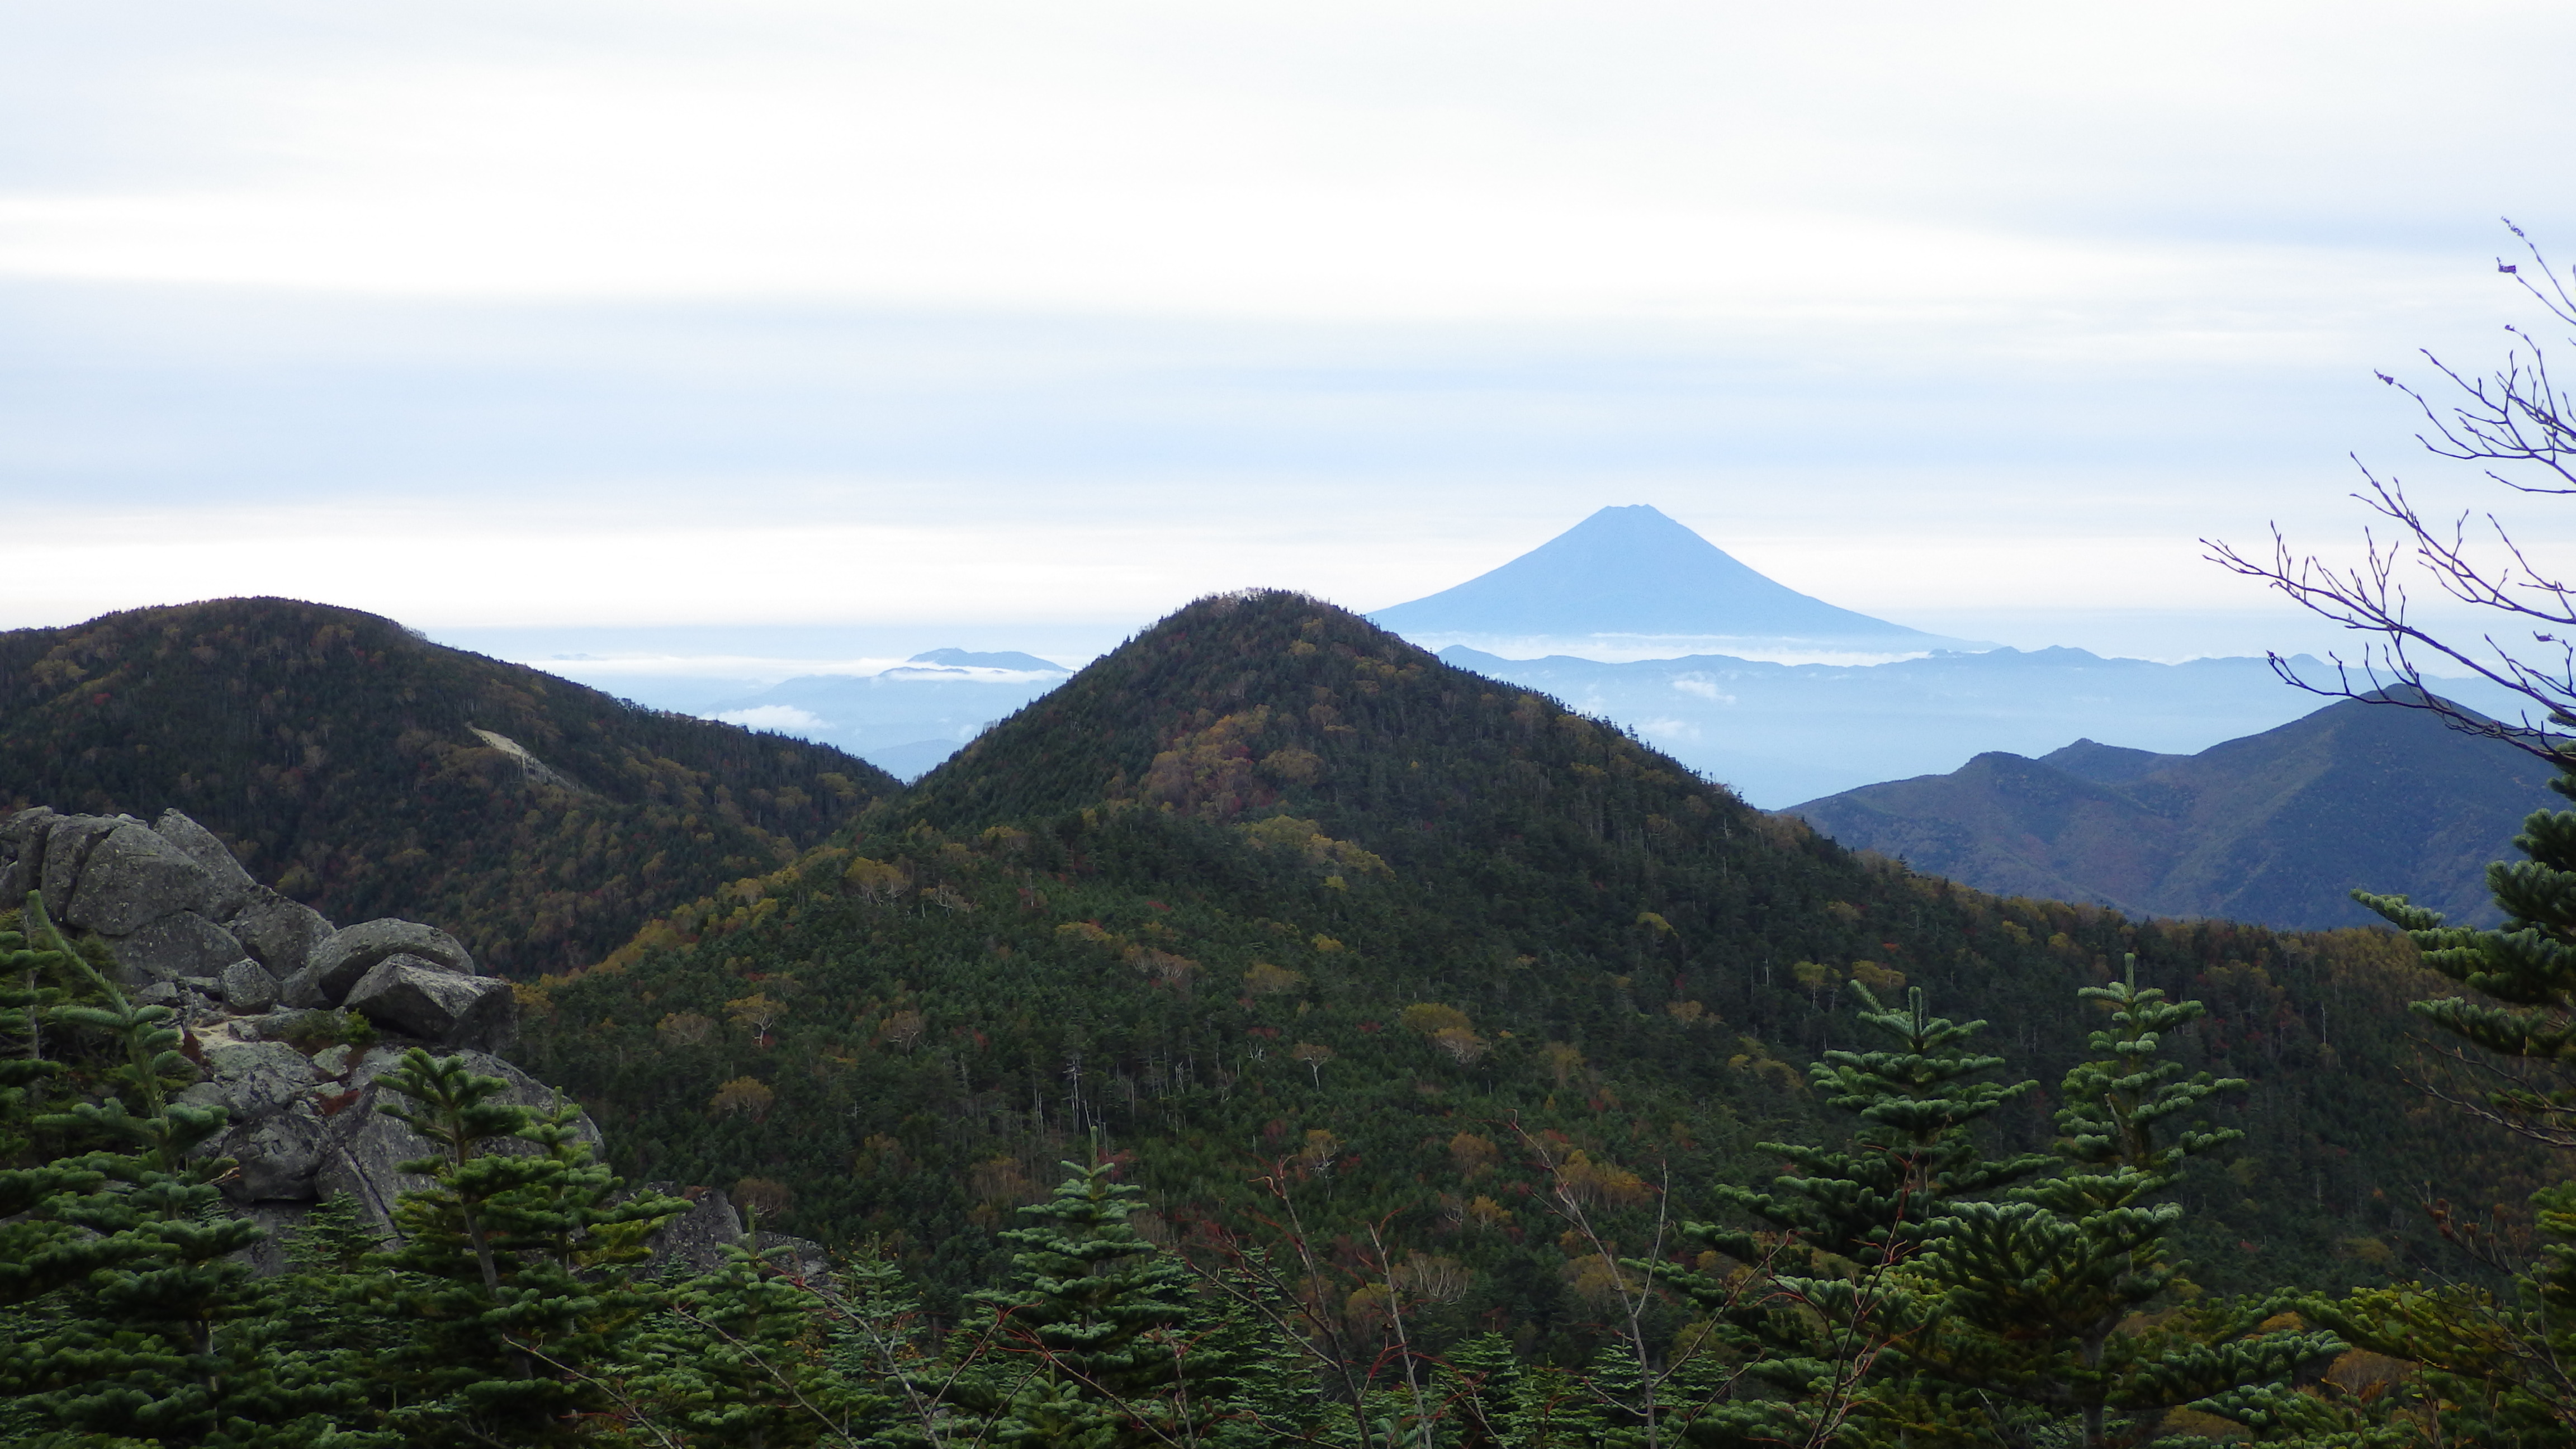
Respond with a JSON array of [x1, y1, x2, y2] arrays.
[[1788, 697, 2556, 928], [1370, 504, 1961, 651], [528, 593, 2544, 1327], [0, 598, 899, 972]]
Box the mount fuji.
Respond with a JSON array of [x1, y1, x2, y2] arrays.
[[1369, 504, 1985, 662]]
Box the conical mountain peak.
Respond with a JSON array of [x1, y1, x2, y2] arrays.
[[1370, 504, 1969, 657], [892, 589, 1748, 841]]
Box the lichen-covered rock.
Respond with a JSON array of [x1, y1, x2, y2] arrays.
[[0, 805, 58, 900], [1, 805, 57, 851], [289, 919, 475, 1008], [0, 800, 610, 1266], [153, 809, 258, 917], [229, 887, 335, 982], [59, 819, 217, 935], [643, 1185, 746, 1275], [40, 815, 126, 922], [108, 910, 247, 984], [754, 1232, 832, 1281], [219, 957, 281, 1014], [219, 1099, 330, 1202], [178, 1040, 331, 1202], [344, 956, 514, 1050], [177, 1040, 323, 1123]]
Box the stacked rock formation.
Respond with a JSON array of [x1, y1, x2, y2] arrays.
[[0, 807, 514, 1050], [1, 804, 801, 1275]]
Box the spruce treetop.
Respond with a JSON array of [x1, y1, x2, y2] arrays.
[[1698, 983, 2047, 1270]]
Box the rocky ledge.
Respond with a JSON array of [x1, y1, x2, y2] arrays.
[[3, 805, 801, 1277], [2, 805, 513, 1049]]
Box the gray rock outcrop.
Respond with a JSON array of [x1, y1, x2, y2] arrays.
[[288, 920, 476, 1008], [0, 802, 748, 1284], [57, 818, 220, 935], [0, 806, 55, 898], [180, 1041, 329, 1205], [228, 887, 334, 981], [219, 958, 281, 1013], [644, 1185, 746, 1274], [173, 1033, 616, 1243], [29, 813, 116, 915], [113, 910, 248, 983], [154, 808, 259, 916], [634, 1187, 828, 1281], [0, 806, 504, 1037], [344, 956, 514, 1050], [754, 1232, 833, 1281]]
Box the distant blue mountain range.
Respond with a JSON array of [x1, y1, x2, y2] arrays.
[[901, 647, 1068, 672], [1787, 693, 2555, 929], [1434, 644, 2491, 807], [1372, 504, 1981, 659]]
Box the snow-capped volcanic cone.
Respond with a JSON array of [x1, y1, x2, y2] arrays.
[[1370, 504, 1982, 663]]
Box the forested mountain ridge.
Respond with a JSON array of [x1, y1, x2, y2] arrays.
[[1789, 694, 2555, 929], [524, 591, 2542, 1346], [0, 597, 899, 973]]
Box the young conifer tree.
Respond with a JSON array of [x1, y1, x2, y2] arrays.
[[624, 1232, 875, 1447], [962, 1158, 1244, 1448], [815, 1246, 972, 1447], [1661, 985, 2047, 1445], [2277, 774, 2576, 1443], [2, 896, 362, 1446], [362, 1048, 686, 1446], [0, 909, 101, 1309], [2355, 771, 2576, 1145], [1695, 984, 2051, 1271], [1897, 958, 2340, 1449]]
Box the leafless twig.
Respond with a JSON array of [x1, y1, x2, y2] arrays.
[[2205, 220, 2576, 763]]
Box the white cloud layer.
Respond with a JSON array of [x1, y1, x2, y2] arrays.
[[4, 2, 2574, 657], [712, 704, 828, 731]]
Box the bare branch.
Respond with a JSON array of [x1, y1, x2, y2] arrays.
[[2205, 223, 2576, 765]]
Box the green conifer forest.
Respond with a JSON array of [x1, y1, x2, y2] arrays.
[[12, 591, 2576, 1445], [0, 598, 900, 973]]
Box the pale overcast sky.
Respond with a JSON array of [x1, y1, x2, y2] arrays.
[[5, 2, 2573, 659]]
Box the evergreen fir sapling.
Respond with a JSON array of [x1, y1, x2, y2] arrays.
[[277, 1191, 405, 1376], [361, 1047, 688, 1447], [1693, 984, 2051, 1271], [1180, 1284, 1312, 1448], [1656, 984, 2048, 1445], [961, 1158, 1248, 1448], [2355, 768, 2576, 1147], [1436, 1330, 1523, 1449], [1496, 1362, 1612, 1449], [620, 1227, 881, 1447], [0, 907, 101, 1307], [1433, 1330, 1641, 1449], [812, 1245, 979, 1448], [1896, 956, 2341, 1449], [2276, 768, 2576, 1445], [2, 894, 367, 1447]]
